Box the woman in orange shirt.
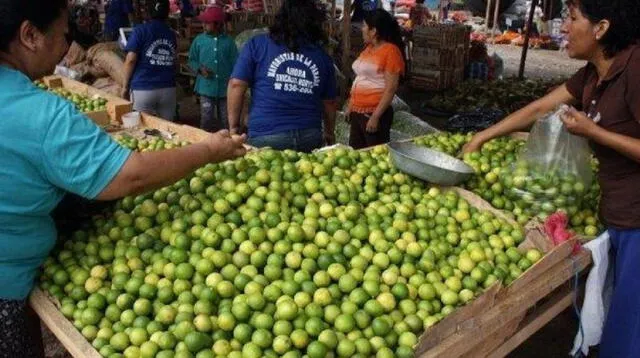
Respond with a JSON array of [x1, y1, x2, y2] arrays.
[[348, 9, 406, 149]]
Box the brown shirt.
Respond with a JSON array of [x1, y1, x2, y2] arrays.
[[566, 45, 640, 229]]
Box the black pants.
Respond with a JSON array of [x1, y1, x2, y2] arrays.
[[0, 299, 42, 358], [348, 107, 393, 149]]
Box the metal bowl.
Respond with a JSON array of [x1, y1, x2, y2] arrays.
[[388, 141, 474, 186]]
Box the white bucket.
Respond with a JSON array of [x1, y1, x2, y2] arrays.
[[122, 111, 140, 129]]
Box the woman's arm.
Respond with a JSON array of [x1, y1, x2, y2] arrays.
[[367, 71, 399, 133], [463, 84, 577, 152], [562, 108, 640, 164], [97, 131, 247, 200], [121, 52, 137, 99], [323, 100, 337, 145], [227, 79, 249, 134]]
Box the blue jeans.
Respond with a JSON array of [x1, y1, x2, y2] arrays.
[[600, 227, 640, 358], [248, 128, 323, 153], [200, 96, 228, 132]]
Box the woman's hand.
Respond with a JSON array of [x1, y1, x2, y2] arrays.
[[206, 130, 248, 162], [462, 134, 486, 153], [366, 115, 380, 133], [561, 107, 600, 138]]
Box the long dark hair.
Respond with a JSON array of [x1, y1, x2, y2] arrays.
[[269, 0, 328, 53], [0, 0, 68, 52], [364, 9, 406, 64]]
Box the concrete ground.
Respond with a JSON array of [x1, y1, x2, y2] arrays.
[[42, 45, 593, 358]]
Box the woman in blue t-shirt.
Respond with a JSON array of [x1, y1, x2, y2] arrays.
[[228, 0, 337, 152], [0, 1, 247, 355], [122, 0, 178, 120]]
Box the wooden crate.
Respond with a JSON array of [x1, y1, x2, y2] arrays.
[[106, 112, 211, 143], [413, 23, 472, 50], [409, 68, 464, 91], [412, 47, 467, 70], [43, 76, 132, 124], [31, 136, 589, 358]]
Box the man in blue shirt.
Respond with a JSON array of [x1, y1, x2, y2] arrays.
[[104, 0, 135, 41], [189, 6, 238, 132], [227, 0, 337, 152]]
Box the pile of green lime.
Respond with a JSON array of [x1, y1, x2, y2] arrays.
[[41, 146, 543, 358], [413, 132, 603, 237], [35, 81, 108, 113], [115, 134, 190, 152]]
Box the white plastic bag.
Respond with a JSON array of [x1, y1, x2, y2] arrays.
[[571, 232, 614, 356]]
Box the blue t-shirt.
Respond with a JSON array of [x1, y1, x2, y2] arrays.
[[104, 0, 133, 36], [125, 20, 177, 90], [0, 66, 131, 300], [231, 34, 337, 137]]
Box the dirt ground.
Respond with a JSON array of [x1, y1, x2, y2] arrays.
[[41, 45, 593, 358]]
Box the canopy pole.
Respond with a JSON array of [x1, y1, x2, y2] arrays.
[[518, 0, 538, 78], [484, 0, 494, 34], [342, 0, 352, 75], [491, 0, 501, 41]]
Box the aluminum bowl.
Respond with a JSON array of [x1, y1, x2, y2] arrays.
[[388, 141, 474, 186]]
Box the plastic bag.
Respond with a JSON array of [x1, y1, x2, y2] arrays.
[[502, 105, 593, 219], [392, 95, 410, 112]]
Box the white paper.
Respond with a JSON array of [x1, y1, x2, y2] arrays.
[[570, 232, 614, 356]]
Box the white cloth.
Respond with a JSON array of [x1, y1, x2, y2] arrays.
[[570, 232, 614, 356]]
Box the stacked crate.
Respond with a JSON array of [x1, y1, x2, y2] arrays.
[[410, 23, 471, 91]]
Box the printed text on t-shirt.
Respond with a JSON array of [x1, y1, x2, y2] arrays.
[[146, 39, 176, 66], [266, 53, 320, 95]]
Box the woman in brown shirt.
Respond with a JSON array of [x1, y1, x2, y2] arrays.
[[463, 1, 640, 356]]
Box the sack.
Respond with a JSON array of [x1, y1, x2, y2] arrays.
[[87, 42, 120, 61], [235, 28, 269, 51], [69, 62, 91, 80], [92, 78, 123, 97], [502, 105, 593, 220], [63, 42, 87, 66], [93, 50, 126, 87]]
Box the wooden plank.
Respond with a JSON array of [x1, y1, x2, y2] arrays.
[[487, 285, 575, 358], [419, 250, 591, 358], [461, 312, 526, 358], [29, 288, 101, 358]]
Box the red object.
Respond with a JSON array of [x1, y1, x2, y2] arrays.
[[198, 6, 226, 23], [543, 212, 582, 253]]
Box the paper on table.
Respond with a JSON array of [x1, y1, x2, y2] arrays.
[[570, 232, 614, 356]]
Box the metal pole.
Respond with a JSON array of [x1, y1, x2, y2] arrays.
[[491, 0, 501, 41], [518, 0, 538, 78], [484, 0, 494, 34], [342, 0, 352, 75]]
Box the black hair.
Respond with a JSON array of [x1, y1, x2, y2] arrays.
[[148, 0, 170, 20], [269, 0, 328, 52], [0, 0, 68, 52], [364, 9, 406, 64], [566, 0, 640, 57]]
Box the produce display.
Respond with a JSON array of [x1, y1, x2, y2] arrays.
[[425, 78, 565, 115], [34, 80, 108, 113], [413, 132, 603, 236], [114, 134, 190, 152], [39, 145, 544, 358]]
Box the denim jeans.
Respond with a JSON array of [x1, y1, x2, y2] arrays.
[[200, 96, 228, 132], [248, 128, 323, 153]]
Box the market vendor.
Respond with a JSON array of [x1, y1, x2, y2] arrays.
[[463, 1, 640, 356], [227, 0, 337, 152], [0, 0, 246, 355]]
